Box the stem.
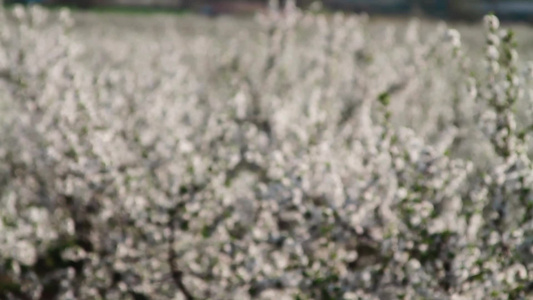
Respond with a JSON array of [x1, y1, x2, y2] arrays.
[[167, 205, 195, 300]]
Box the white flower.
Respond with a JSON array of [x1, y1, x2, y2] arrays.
[[486, 45, 500, 60], [14, 240, 37, 266], [59, 8, 74, 27], [484, 15, 500, 31], [488, 231, 500, 246], [12, 4, 26, 21], [487, 33, 500, 46], [445, 29, 461, 48]]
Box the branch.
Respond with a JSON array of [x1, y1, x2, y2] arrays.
[[167, 205, 196, 300]]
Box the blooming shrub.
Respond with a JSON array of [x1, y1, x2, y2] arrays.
[[0, 2, 532, 299]]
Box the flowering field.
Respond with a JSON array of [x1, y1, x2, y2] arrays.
[[0, 3, 532, 300]]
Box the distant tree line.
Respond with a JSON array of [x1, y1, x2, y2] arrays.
[[6, 0, 533, 21]]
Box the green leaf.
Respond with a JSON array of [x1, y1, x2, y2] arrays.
[[201, 225, 211, 238], [378, 92, 390, 106]]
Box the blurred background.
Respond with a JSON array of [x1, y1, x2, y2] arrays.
[[4, 0, 533, 22]]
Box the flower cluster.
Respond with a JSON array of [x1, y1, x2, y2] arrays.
[[0, 3, 532, 300]]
